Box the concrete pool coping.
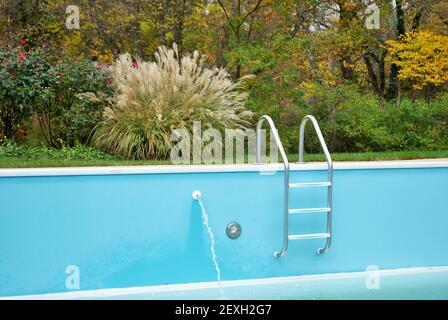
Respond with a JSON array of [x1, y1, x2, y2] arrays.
[[0, 158, 447, 177]]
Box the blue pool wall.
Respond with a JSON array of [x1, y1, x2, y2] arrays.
[[0, 163, 447, 296]]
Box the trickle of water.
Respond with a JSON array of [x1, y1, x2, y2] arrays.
[[198, 199, 225, 299]]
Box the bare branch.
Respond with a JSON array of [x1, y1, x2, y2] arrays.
[[217, 0, 269, 37], [237, 0, 264, 30], [216, 0, 239, 37]]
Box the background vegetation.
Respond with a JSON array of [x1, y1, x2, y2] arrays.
[[0, 0, 447, 165]]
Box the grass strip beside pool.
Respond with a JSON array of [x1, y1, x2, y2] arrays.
[[0, 148, 447, 168]]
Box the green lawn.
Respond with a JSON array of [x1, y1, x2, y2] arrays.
[[0, 150, 447, 168]]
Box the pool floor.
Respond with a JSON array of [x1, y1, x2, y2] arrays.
[[5, 266, 448, 300]]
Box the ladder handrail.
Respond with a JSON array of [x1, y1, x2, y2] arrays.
[[256, 115, 289, 258], [298, 115, 333, 254], [298, 115, 333, 169]]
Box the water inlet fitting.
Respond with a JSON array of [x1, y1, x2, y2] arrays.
[[192, 190, 202, 200]]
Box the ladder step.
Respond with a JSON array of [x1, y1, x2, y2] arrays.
[[289, 233, 331, 240], [289, 207, 331, 214], [289, 182, 331, 188]]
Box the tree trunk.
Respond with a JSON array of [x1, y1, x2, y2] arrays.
[[173, 0, 187, 55], [234, 0, 242, 79], [336, 0, 357, 81], [340, 56, 353, 80], [329, 103, 337, 152], [387, 0, 406, 100], [363, 50, 386, 106], [2, 116, 14, 140], [158, 0, 170, 45]]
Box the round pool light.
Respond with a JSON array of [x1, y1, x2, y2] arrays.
[[226, 222, 241, 239]]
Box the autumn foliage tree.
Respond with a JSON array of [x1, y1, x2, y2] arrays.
[[0, 0, 448, 155], [386, 31, 448, 101]]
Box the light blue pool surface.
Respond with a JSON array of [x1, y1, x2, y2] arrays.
[[0, 160, 447, 299], [5, 267, 448, 300], [86, 268, 448, 300]]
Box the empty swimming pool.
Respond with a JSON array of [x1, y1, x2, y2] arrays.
[[0, 159, 447, 299]]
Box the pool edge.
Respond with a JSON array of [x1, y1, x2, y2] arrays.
[[0, 159, 447, 177], [2, 266, 448, 300]]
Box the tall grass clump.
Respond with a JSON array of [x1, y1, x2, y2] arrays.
[[92, 44, 253, 159]]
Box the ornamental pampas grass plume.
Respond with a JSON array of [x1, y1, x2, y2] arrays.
[[93, 44, 253, 160]]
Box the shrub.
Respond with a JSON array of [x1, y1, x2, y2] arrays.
[[383, 98, 448, 151], [93, 44, 253, 160], [35, 60, 114, 148], [332, 97, 394, 152], [294, 82, 448, 153], [246, 68, 306, 153], [0, 48, 52, 140], [0, 140, 116, 160], [298, 82, 392, 153]]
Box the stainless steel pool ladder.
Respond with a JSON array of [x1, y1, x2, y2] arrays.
[[256, 115, 333, 258]]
